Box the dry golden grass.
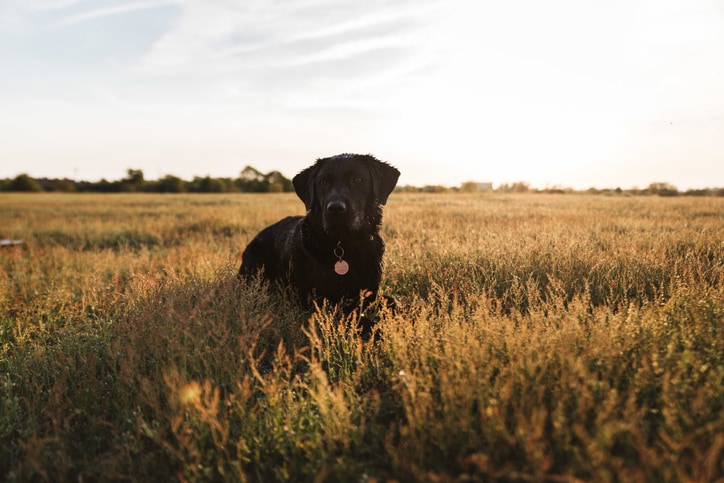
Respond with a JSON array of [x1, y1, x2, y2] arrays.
[[1, 192, 722, 481]]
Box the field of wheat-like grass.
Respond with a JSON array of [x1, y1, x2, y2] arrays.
[[1, 192, 722, 481]]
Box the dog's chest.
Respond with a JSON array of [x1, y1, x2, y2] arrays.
[[291, 243, 382, 301]]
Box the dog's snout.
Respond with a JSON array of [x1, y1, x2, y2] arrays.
[[326, 201, 347, 214]]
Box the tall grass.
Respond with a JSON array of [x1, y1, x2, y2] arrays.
[[1, 192, 722, 481]]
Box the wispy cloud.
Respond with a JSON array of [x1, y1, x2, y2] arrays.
[[279, 34, 416, 66], [0, 0, 180, 34], [125, 0, 445, 111], [212, 2, 442, 57], [25, 0, 90, 11], [53, 0, 180, 27]]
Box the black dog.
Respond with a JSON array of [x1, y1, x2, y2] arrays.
[[239, 153, 400, 328]]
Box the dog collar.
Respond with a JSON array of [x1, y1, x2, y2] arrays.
[[333, 241, 349, 275]]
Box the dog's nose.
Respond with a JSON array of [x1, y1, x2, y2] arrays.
[[326, 201, 347, 213]]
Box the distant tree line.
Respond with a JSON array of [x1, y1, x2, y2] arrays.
[[0, 166, 294, 193], [1, 169, 722, 196], [397, 181, 724, 197]]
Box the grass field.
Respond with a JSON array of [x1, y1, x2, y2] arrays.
[[1, 192, 722, 482]]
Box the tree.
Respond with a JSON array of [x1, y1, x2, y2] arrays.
[[120, 169, 145, 192], [192, 176, 228, 193], [237, 166, 267, 192], [460, 181, 492, 193], [7, 174, 43, 192], [647, 182, 678, 197], [265, 170, 293, 192], [496, 182, 530, 193], [158, 175, 186, 193], [512, 182, 531, 193], [51, 179, 76, 192]]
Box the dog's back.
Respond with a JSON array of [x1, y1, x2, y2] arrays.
[[239, 216, 302, 283]]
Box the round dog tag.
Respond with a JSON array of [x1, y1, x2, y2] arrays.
[[334, 260, 349, 275]]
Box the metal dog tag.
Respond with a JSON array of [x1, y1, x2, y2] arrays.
[[334, 260, 349, 275], [333, 241, 349, 275]]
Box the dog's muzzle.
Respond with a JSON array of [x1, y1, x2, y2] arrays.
[[326, 201, 347, 214], [324, 200, 363, 232]]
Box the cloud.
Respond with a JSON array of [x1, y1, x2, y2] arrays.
[[53, 0, 180, 27], [210, 2, 441, 59], [278, 34, 416, 66], [95, 0, 445, 114], [15, 0, 89, 12], [135, 1, 443, 77]]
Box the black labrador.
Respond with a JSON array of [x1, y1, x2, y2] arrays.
[[238, 153, 400, 331]]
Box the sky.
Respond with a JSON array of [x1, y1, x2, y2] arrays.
[[1, 0, 723, 190]]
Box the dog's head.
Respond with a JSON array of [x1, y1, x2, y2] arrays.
[[293, 153, 400, 235]]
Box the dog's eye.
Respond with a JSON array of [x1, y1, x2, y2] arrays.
[[319, 179, 328, 186], [353, 177, 363, 184]]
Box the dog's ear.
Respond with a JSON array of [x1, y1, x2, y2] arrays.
[[293, 161, 320, 211], [366, 155, 400, 205]]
